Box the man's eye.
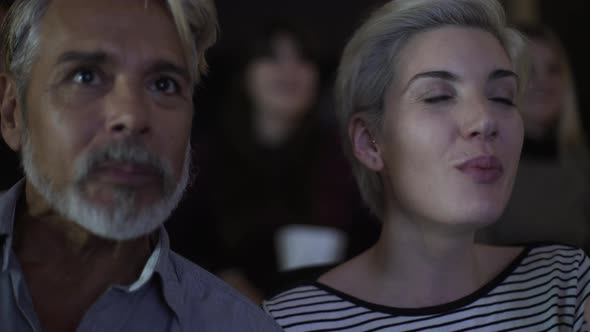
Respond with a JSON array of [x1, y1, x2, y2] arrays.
[[72, 69, 99, 85], [153, 77, 180, 94]]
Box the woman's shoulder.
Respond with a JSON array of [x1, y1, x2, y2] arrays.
[[491, 242, 589, 280], [262, 283, 332, 319], [519, 242, 588, 263], [497, 242, 590, 294]]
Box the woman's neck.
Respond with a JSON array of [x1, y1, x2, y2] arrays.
[[320, 208, 522, 308], [370, 215, 484, 307]]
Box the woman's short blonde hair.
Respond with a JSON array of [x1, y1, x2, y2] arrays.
[[335, 0, 528, 218]]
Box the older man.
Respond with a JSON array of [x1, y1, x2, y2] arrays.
[[0, 0, 282, 331]]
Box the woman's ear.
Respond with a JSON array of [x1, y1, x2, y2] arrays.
[[0, 73, 24, 152], [348, 113, 384, 172]]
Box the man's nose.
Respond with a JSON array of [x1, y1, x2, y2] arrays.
[[105, 80, 151, 138]]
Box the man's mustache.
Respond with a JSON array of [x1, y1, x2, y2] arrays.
[[74, 140, 173, 186]]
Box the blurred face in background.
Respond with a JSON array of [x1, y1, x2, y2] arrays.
[[246, 33, 319, 122], [520, 37, 567, 137]]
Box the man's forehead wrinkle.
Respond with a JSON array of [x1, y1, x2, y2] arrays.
[[41, 0, 170, 34], [36, 0, 187, 75]]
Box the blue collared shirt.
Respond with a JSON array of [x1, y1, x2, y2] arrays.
[[0, 180, 283, 332]]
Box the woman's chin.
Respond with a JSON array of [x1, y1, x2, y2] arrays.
[[436, 203, 506, 231]]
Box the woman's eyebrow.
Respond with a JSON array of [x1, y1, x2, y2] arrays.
[[403, 70, 458, 93]]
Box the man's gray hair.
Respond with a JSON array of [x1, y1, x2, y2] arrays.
[[335, 0, 528, 219], [1, 0, 218, 102]]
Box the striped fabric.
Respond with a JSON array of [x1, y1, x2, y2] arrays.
[[263, 244, 590, 332]]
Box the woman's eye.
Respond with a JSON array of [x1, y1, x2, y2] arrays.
[[490, 97, 516, 107], [423, 95, 453, 104], [72, 69, 99, 85], [152, 77, 180, 95]]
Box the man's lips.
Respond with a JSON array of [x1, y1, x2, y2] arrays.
[[455, 156, 504, 184], [91, 162, 161, 185]]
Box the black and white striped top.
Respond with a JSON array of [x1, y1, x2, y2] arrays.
[[263, 244, 590, 331]]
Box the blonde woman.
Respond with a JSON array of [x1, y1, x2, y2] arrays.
[[263, 0, 590, 331]]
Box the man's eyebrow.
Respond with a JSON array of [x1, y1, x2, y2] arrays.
[[403, 70, 459, 93], [148, 60, 191, 83], [488, 69, 519, 84], [56, 51, 108, 65]]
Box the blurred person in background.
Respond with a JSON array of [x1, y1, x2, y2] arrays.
[[263, 0, 590, 330], [477, 24, 590, 252], [167, 22, 377, 302]]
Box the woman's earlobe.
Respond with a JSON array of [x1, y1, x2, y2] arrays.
[[349, 115, 384, 172]]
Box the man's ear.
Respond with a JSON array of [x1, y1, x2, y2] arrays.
[[348, 113, 384, 172], [0, 73, 24, 152]]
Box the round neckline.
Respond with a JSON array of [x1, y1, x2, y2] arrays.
[[312, 245, 532, 316]]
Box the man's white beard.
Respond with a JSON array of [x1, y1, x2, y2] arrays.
[[21, 134, 190, 240]]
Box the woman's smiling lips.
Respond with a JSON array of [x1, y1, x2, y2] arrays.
[[455, 155, 504, 184]]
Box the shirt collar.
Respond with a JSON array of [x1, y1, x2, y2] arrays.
[[0, 179, 25, 271], [0, 179, 24, 238], [115, 227, 184, 323], [151, 227, 185, 323]]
